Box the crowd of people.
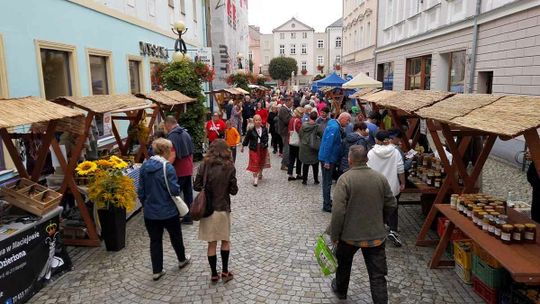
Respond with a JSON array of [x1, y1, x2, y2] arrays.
[[137, 87, 417, 303]]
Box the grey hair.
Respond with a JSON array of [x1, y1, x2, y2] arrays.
[[348, 145, 368, 165]]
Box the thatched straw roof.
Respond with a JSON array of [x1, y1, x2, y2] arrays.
[[0, 97, 84, 129], [373, 90, 454, 113], [350, 88, 381, 99], [234, 87, 250, 95], [362, 90, 399, 103], [137, 91, 195, 107], [54, 94, 150, 114], [449, 95, 540, 137], [415, 94, 505, 123]]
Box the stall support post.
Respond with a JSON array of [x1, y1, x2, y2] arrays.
[[0, 128, 30, 179], [56, 114, 101, 246], [30, 120, 58, 181]]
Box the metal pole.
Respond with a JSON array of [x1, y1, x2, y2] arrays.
[[467, 0, 482, 93], [204, 0, 214, 113]]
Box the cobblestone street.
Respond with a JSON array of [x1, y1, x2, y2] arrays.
[[29, 151, 532, 304]]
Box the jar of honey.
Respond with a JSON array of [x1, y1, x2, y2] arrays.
[[524, 223, 537, 244], [498, 214, 509, 222], [501, 224, 514, 244], [482, 215, 491, 232], [488, 217, 497, 235], [427, 171, 434, 186], [513, 224, 525, 243], [478, 212, 488, 228], [472, 210, 481, 224], [434, 178, 441, 189], [494, 219, 504, 237]]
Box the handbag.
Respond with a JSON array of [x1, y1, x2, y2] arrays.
[[289, 118, 300, 146], [314, 234, 338, 276], [162, 162, 189, 217], [191, 164, 212, 221]]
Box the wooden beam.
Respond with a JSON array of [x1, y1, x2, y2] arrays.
[[441, 124, 472, 188], [416, 204, 439, 246], [463, 135, 496, 193], [30, 120, 57, 181], [0, 129, 29, 179]]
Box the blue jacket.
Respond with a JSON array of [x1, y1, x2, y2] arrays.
[[340, 132, 369, 172], [318, 119, 344, 165], [138, 157, 180, 220]]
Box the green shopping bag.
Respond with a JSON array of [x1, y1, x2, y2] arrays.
[[314, 234, 338, 276]]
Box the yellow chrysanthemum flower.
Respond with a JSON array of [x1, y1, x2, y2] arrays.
[[76, 161, 98, 176]]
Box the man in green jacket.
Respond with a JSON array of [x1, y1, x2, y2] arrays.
[[328, 145, 397, 303]]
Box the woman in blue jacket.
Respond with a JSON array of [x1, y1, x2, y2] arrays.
[[138, 138, 191, 281]]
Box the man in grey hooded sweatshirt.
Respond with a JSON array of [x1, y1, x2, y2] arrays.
[[367, 130, 405, 247]]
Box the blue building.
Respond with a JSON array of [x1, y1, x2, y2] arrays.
[[0, 0, 207, 168]]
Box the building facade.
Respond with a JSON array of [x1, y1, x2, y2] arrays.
[[260, 33, 274, 75], [325, 18, 343, 75], [342, 0, 377, 77], [375, 0, 540, 94], [313, 32, 327, 77], [0, 0, 206, 158], [248, 25, 262, 74], [272, 17, 316, 85], [208, 0, 249, 89]]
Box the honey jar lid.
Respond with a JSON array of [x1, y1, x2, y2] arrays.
[[514, 224, 525, 229], [502, 224, 514, 229], [524, 223, 537, 228]]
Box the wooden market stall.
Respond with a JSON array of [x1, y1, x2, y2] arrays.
[[52, 94, 155, 246], [412, 94, 540, 283], [206, 87, 246, 115], [249, 84, 270, 100], [319, 87, 349, 115], [136, 90, 195, 121], [350, 88, 381, 117]]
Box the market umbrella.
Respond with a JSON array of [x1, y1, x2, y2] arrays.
[[342, 72, 382, 89]]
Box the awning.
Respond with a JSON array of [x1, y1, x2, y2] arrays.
[[342, 72, 382, 89]]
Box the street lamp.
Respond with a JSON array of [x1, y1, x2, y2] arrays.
[[237, 53, 244, 70], [172, 20, 189, 62], [259, 64, 262, 74]]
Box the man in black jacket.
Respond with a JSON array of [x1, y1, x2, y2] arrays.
[[241, 95, 256, 135]]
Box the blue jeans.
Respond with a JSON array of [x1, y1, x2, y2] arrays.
[[321, 163, 334, 210], [177, 175, 193, 221]]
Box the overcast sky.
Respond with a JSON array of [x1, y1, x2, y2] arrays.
[[248, 0, 343, 33]]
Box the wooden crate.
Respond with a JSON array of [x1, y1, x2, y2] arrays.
[[1, 178, 62, 215]]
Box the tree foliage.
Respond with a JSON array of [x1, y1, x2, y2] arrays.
[[268, 57, 298, 82], [160, 61, 206, 160], [226, 72, 250, 92]]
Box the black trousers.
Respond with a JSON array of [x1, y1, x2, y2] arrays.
[[231, 146, 237, 163], [242, 117, 249, 134], [386, 194, 400, 232], [287, 145, 302, 176], [271, 133, 283, 153], [144, 216, 187, 274], [302, 162, 319, 183], [177, 175, 193, 221], [335, 242, 388, 304]]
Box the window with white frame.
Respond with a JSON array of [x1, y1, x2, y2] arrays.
[[301, 61, 307, 71], [335, 37, 342, 48], [280, 33, 285, 39], [360, 26, 364, 48], [279, 44, 285, 55], [192, 0, 197, 22], [264, 40, 269, 48], [264, 56, 269, 64], [386, 0, 394, 28], [302, 32, 307, 39], [148, 0, 156, 16], [317, 39, 324, 48], [291, 32, 296, 39], [317, 56, 324, 65], [290, 44, 296, 55], [180, 0, 186, 15], [335, 55, 341, 64], [301, 43, 307, 54]]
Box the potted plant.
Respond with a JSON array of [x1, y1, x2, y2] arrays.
[[76, 156, 136, 251], [317, 65, 325, 73], [335, 64, 341, 71], [301, 69, 308, 76]]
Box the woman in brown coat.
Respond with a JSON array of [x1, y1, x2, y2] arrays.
[[194, 139, 238, 283]]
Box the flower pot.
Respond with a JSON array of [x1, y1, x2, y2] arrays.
[[98, 206, 126, 251]]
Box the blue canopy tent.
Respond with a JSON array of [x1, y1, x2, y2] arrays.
[[313, 72, 346, 91]]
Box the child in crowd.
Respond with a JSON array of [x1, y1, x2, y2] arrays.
[[225, 120, 241, 163]]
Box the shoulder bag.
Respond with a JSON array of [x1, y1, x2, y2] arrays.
[[289, 118, 300, 146], [162, 162, 189, 217], [191, 164, 213, 221]]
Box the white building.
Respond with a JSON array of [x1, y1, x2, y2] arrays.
[[272, 17, 316, 84], [260, 33, 274, 75], [342, 0, 377, 77], [313, 32, 327, 77], [325, 18, 343, 75], [375, 0, 540, 94]]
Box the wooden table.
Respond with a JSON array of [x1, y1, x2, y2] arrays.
[[419, 204, 540, 284]]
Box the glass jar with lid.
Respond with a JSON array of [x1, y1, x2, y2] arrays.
[[512, 224, 525, 243], [501, 224, 513, 244], [524, 223, 537, 244]]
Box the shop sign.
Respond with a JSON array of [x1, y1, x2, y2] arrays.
[[0, 212, 71, 303], [187, 47, 213, 66], [139, 42, 168, 59]]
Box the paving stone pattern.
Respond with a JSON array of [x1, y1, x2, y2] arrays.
[[29, 154, 530, 304]]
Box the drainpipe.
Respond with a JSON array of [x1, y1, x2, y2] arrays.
[[467, 0, 482, 93], [373, 0, 380, 79]]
